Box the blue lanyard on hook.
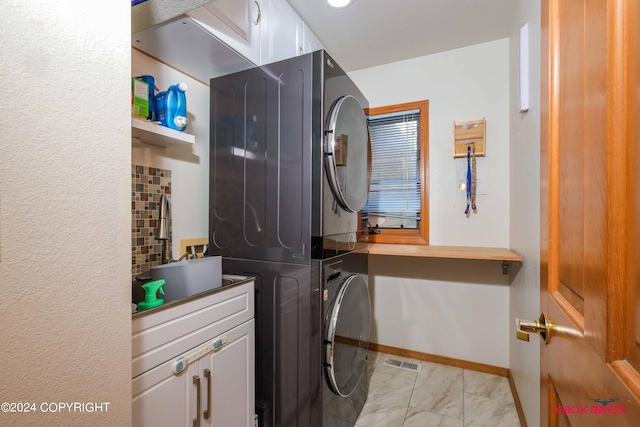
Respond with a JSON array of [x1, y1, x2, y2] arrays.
[[465, 145, 472, 215]]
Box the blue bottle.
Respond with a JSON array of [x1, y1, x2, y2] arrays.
[[155, 82, 188, 131]]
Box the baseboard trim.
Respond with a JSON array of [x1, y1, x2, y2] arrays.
[[368, 342, 527, 427], [507, 370, 528, 427], [369, 342, 509, 377]]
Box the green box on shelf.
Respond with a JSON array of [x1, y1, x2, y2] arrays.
[[132, 78, 149, 119]]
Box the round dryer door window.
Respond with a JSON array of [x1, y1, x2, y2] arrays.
[[324, 95, 371, 212], [326, 274, 371, 397]]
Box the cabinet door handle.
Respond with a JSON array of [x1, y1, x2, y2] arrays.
[[253, 1, 261, 25], [193, 375, 201, 427], [203, 368, 212, 420]]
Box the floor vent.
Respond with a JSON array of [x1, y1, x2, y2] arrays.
[[383, 358, 421, 372]]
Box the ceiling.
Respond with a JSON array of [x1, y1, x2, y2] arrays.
[[286, 0, 518, 72]]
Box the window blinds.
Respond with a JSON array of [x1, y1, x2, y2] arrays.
[[363, 109, 421, 221]]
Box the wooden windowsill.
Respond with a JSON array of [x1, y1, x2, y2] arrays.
[[365, 243, 522, 262]]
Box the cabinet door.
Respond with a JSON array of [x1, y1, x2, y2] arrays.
[[199, 320, 255, 427], [187, 0, 262, 65], [301, 23, 324, 55], [132, 346, 200, 427], [261, 0, 302, 64]]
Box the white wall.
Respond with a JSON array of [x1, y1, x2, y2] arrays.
[[0, 2, 131, 426], [509, 2, 541, 426], [369, 256, 510, 367], [132, 49, 211, 259], [350, 40, 512, 367], [350, 39, 511, 247]]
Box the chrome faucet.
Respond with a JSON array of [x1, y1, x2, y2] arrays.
[[155, 194, 171, 264]]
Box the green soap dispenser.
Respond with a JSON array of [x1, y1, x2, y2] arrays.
[[137, 279, 166, 311]]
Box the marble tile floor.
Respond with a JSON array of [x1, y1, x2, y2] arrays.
[[355, 351, 521, 427]]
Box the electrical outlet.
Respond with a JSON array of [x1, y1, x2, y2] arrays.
[[179, 237, 209, 259]]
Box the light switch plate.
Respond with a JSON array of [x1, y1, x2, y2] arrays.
[[455, 157, 486, 195]]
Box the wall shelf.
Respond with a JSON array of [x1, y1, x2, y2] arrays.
[[366, 243, 521, 261], [365, 243, 521, 274], [131, 117, 195, 148], [454, 118, 486, 158]]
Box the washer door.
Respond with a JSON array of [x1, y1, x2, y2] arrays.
[[324, 95, 371, 212], [325, 274, 371, 397]]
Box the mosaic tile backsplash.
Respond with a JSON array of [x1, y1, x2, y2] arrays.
[[131, 165, 171, 277]]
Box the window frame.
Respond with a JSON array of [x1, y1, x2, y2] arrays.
[[364, 100, 429, 245]]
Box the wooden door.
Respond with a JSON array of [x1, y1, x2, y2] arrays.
[[541, 0, 640, 426]]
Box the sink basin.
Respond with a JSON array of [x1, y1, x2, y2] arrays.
[[150, 256, 222, 303]]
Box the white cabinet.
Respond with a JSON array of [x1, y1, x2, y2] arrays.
[[198, 321, 255, 426], [187, 0, 263, 65], [260, 0, 303, 64], [260, 0, 325, 63], [132, 280, 255, 427], [132, 0, 213, 33], [132, 345, 199, 426], [302, 23, 325, 55], [133, 0, 328, 82]]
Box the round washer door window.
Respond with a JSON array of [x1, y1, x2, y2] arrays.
[[324, 95, 370, 212], [325, 274, 371, 397]]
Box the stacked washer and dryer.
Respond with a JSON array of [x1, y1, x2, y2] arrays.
[[208, 50, 371, 427]]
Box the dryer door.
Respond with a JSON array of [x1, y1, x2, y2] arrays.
[[325, 273, 371, 397], [324, 95, 371, 212]]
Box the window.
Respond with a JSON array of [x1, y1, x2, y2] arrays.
[[363, 100, 429, 244]]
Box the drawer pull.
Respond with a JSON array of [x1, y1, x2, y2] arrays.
[[253, 1, 261, 25], [193, 375, 201, 427], [204, 368, 212, 420]]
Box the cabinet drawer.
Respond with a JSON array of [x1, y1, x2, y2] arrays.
[[132, 280, 254, 378]]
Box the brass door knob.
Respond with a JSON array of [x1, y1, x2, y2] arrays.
[[516, 312, 551, 344]]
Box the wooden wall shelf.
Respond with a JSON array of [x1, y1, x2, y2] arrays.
[[454, 118, 486, 158], [365, 243, 521, 275], [366, 243, 522, 262]]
